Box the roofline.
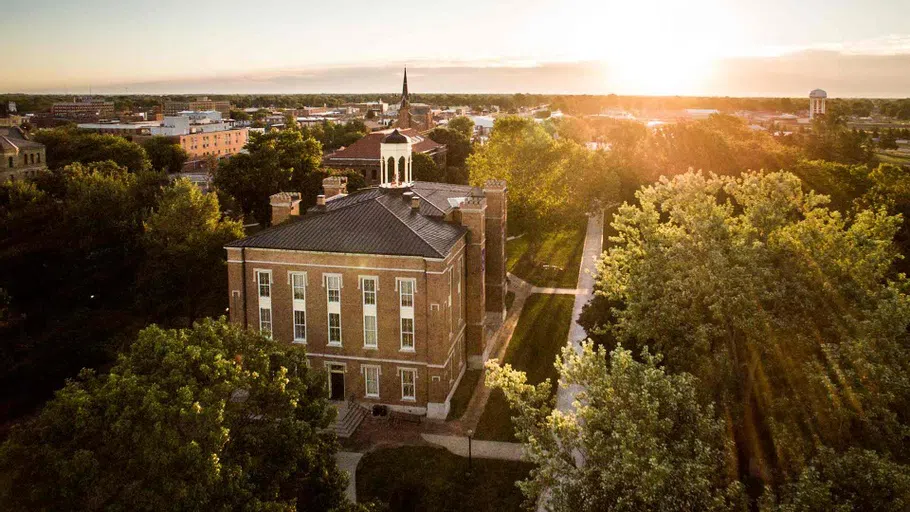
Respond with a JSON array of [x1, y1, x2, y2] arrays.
[[223, 244, 460, 261]]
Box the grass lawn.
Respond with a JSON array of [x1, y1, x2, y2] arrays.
[[875, 151, 910, 166], [446, 368, 481, 421], [356, 446, 532, 512], [507, 221, 587, 288], [475, 294, 575, 442]]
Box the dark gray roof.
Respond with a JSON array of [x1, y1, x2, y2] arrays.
[[382, 129, 409, 144], [226, 183, 475, 258]]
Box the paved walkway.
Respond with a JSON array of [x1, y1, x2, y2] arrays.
[[421, 433, 525, 461], [555, 211, 603, 412], [335, 451, 364, 502]]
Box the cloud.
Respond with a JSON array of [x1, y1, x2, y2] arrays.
[[13, 48, 910, 98]]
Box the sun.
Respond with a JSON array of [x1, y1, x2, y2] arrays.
[[608, 51, 715, 96]]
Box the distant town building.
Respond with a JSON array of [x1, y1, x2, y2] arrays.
[[163, 97, 231, 116], [1, 127, 47, 181], [323, 128, 446, 185], [76, 121, 160, 136], [225, 134, 508, 422], [144, 111, 248, 164], [809, 89, 827, 120], [51, 98, 115, 120]]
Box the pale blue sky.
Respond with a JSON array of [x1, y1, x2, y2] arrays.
[[2, 0, 909, 95]]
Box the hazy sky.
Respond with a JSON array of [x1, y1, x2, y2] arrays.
[[2, 0, 909, 96]]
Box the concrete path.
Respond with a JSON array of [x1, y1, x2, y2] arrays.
[[530, 286, 584, 295], [555, 211, 603, 412], [422, 433, 525, 462], [335, 451, 364, 503]]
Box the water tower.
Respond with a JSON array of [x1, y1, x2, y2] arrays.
[[809, 89, 827, 120]]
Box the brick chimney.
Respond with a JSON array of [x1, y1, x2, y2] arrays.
[[483, 180, 508, 320], [455, 196, 487, 368], [322, 175, 348, 199], [269, 192, 301, 225]]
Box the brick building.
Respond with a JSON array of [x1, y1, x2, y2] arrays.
[[323, 128, 446, 185], [225, 135, 506, 420], [50, 98, 115, 120], [164, 97, 231, 116], [1, 127, 47, 181]]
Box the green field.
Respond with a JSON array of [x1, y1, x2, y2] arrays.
[[507, 222, 587, 288], [474, 294, 575, 441], [875, 151, 910, 166], [356, 446, 532, 511]]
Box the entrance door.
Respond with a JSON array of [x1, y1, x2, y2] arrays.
[[329, 365, 345, 401]]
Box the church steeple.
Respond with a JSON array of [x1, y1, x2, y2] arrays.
[[397, 67, 411, 129], [401, 67, 409, 107]]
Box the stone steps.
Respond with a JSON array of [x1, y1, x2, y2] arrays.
[[333, 401, 368, 438]]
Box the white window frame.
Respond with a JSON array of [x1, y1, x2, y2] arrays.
[[362, 364, 380, 398], [400, 368, 417, 401], [324, 273, 342, 346], [397, 278, 416, 352], [290, 272, 307, 343], [360, 276, 378, 349], [255, 270, 272, 337]]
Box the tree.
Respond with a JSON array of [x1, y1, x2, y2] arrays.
[[138, 179, 243, 325], [412, 152, 445, 182], [590, 170, 910, 482], [33, 127, 151, 172], [427, 127, 473, 169], [0, 162, 166, 421], [447, 116, 475, 139], [213, 129, 322, 225], [0, 319, 353, 511], [879, 129, 899, 150], [486, 342, 746, 511], [468, 116, 595, 232], [141, 136, 189, 173], [760, 448, 910, 512]]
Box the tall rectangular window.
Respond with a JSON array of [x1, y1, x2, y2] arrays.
[[361, 277, 378, 349], [328, 313, 342, 345], [397, 278, 416, 351], [259, 308, 272, 337], [399, 279, 414, 308], [291, 272, 307, 343], [324, 274, 342, 346], [400, 368, 416, 401], [257, 270, 271, 298], [363, 365, 380, 398], [256, 270, 272, 337], [401, 318, 414, 350]]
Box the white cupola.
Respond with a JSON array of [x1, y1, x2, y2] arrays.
[[379, 129, 412, 186]]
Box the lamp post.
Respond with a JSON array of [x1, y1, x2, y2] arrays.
[[466, 429, 474, 477]]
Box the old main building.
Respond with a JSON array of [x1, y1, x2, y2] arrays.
[[226, 131, 506, 419]]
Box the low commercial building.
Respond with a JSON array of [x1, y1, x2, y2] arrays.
[[1, 127, 47, 181]]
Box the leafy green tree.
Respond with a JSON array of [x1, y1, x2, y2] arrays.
[[34, 127, 151, 172], [590, 170, 910, 481], [0, 319, 353, 511], [412, 152, 445, 182], [138, 179, 243, 325], [427, 127, 473, 169], [486, 342, 746, 511], [141, 136, 189, 173], [213, 129, 322, 225], [879, 129, 899, 150], [760, 448, 910, 512], [0, 162, 164, 419], [468, 116, 591, 232], [447, 116, 475, 139]]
